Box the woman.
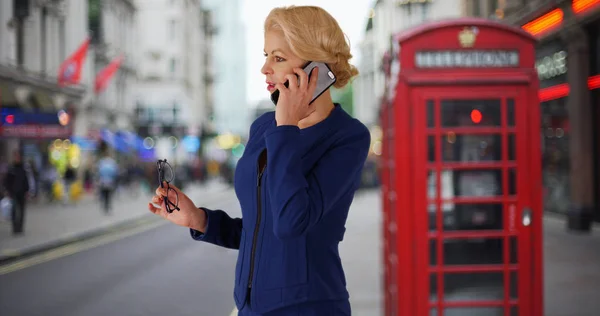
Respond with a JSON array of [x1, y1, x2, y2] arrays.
[[149, 6, 370, 315]]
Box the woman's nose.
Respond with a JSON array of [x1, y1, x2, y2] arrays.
[[261, 62, 272, 75]]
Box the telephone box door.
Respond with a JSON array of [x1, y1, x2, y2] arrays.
[[411, 86, 537, 316]]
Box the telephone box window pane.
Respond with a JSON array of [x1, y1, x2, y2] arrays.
[[444, 272, 504, 302], [508, 134, 516, 161], [428, 169, 504, 231], [427, 170, 456, 231], [509, 169, 517, 195], [510, 236, 518, 264], [427, 100, 435, 127], [510, 307, 518, 316], [443, 307, 504, 316], [456, 170, 503, 197], [507, 98, 515, 126], [441, 99, 501, 127], [443, 203, 503, 231], [428, 170, 457, 199], [443, 238, 503, 265], [442, 134, 502, 162], [428, 136, 435, 162], [430, 273, 438, 302], [430, 239, 437, 265], [510, 271, 518, 299]]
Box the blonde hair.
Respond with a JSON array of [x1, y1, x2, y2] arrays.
[[264, 6, 358, 88]]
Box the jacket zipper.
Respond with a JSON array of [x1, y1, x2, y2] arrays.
[[248, 151, 266, 289]]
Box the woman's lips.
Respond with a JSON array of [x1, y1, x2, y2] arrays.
[[267, 84, 275, 91]]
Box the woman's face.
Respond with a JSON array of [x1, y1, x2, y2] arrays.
[[261, 30, 305, 94]]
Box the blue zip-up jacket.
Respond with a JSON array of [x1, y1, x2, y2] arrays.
[[190, 104, 370, 313]]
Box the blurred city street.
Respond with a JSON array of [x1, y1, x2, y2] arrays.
[[1, 0, 600, 315], [0, 186, 384, 316], [1, 187, 599, 315], [0, 180, 239, 316], [0, 179, 231, 262]]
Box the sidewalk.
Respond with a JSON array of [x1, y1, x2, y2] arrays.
[[0, 179, 232, 263], [341, 189, 383, 316], [543, 214, 600, 315]]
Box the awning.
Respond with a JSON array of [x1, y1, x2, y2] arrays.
[[32, 89, 55, 110], [52, 93, 68, 110], [0, 82, 17, 106], [0, 78, 78, 111]]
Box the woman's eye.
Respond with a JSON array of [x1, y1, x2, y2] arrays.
[[275, 56, 285, 62]]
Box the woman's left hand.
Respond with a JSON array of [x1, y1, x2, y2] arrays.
[[274, 67, 319, 126]]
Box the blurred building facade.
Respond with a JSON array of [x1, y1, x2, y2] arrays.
[[473, 0, 600, 228], [201, 8, 216, 140], [354, 0, 465, 128], [82, 0, 137, 133], [134, 0, 212, 163], [203, 0, 248, 136], [0, 0, 87, 171]]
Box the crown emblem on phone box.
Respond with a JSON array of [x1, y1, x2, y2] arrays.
[[459, 26, 478, 48]]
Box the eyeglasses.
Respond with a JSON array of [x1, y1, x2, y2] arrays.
[[156, 159, 180, 213]]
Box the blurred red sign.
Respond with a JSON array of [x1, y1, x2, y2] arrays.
[[0, 125, 72, 139]]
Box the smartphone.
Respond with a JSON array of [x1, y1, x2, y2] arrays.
[[270, 61, 337, 106]]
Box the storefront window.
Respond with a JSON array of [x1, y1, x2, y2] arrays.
[[541, 97, 570, 214]]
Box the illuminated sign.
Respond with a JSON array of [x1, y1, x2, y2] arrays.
[[415, 50, 520, 68], [522, 9, 564, 36], [536, 50, 567, 81], [0, 108, 62, 125], [572, 0, 600, 14]]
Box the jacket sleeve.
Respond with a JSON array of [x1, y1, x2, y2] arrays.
[[190, 207, 242, 250], [189, 114, 273, 249], [264, 124, 371, 240]]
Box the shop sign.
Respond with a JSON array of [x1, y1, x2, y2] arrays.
[[536, 50, 567, 81], [0, 125, 72, 138], [535, 40, 568, 88]]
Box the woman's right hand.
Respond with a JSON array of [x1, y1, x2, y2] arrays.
[[148, 182, 207, 232]]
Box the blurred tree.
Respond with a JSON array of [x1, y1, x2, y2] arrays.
[[331, 82, 354, 117]]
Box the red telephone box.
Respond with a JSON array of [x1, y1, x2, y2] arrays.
[[380, 18, 543, 316]]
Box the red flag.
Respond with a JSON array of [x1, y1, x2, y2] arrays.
[[94, 55, 124, 94], [57, 38, 90, 86]]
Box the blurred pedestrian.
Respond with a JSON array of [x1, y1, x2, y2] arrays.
[[40, 162, 58, 202], [2, 150, 30, 235], [24, 158, 38, 202], [63, 165, 76, 205], [148, 6, 369, 315], [97, 149, 118, 214], [83, 162, 94, 193]]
